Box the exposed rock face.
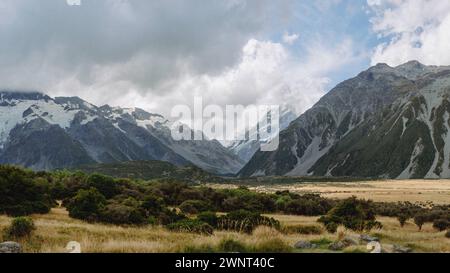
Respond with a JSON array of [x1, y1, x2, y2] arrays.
[[0, 92, 244, 174], [294, 240, 316, 249], [240, 61, 450, 179], [0, 242, 22, 253]]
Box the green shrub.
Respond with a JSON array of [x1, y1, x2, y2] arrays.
[[141, 194, 164, 216], [281, 224, 323, 235], [197, 211, 218, 227], [218, 239, 248, 253], [433, 218, 449, 232], [66, 188, 106, 221], [100, 202, 146, 225], [179, 200, 213, 214], [318, 197, 382, 233], [166, 219, 214, 235], [217, 210, 280, 234], [87, 174, 119, 199], [0, 166, 54, 216], [158, 208, 187, 226], [4, 217, 35, 238]]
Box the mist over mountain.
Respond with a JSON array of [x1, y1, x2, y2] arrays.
[[240, 61, 450, 179]]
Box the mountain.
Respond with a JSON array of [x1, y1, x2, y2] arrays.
[[228, 107, 297, 162], [0, 91, 243, 174], [240, 61, 450, 179], [74, 160, 222, 183]]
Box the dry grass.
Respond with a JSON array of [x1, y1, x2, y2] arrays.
[[210, 179, 450, 204], [1, 208, 448, 253]]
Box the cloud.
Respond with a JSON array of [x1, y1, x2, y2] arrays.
[[0, 0, 361, 123], [367, 0, 450, 66], [282, 31, 299, 45]]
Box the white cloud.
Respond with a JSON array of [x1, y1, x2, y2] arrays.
[[368, 0, 450, 66], [282, 31, 299, 45]]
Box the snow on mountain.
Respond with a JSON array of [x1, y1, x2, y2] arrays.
[[240, 61, 450, 179]]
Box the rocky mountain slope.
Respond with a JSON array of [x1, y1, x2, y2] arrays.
[[240, 61, 450, 179], [0, 92, 243, 174]]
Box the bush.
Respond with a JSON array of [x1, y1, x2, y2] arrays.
[[100, 202, 146, 225], [318, 197, 382, 233], [281, 224, 323, 235], [217, 210, 280, 234], [4, 217, 35, 238], [66, 188, 106, 221], [158, 208, 187, 226], [414, 213, 427, 231], [179, 200, 213, 214], [397, 214, 410, 227], [87, 174, 119, 199], [0, 166, 54, 216], [218, 239, 248, 253], [141, 194, 164, 216], [433, 218, 449, 232], [166, 219, 214, 235], [197, 211, 218, 227]]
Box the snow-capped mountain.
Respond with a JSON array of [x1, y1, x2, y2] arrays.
[[240, 61, 450, 179], [0, 92, 243, 174], [228, 107, 297, 162]]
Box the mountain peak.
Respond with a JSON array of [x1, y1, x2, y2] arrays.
[[0, 91, 51, 102]]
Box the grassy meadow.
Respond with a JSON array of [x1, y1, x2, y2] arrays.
[[1, 207, 448, 253]]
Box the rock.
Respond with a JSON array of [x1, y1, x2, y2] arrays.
[[0, 242, 22, 253], [328, 241, 347, 251], [342, 235, 360, 246], [393, 245, 413, 253], [294, 240, 316, 249], [360, 234, 379, 242]]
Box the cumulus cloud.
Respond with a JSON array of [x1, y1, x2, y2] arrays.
[[368, 0, 450, 66], [0, 0, 360, 123], [282, 32, 299, 45]]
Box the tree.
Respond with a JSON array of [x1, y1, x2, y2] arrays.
[[318, 197, 382, 233], [397, 214, 410, 228], [433, 219, 449, 232], [66, 188, 106, 221], [414, 213, 427, 231]]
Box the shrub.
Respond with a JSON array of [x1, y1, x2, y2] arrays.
[[141, 194, 164, 216], [179, 200, 213, 214], [433, 218, 449, 232], [197, 211, 218, 227], [4, 217, 35, 238], [281, 224, 323, 235], [318, 197, 382, 233], [66, 188, 106, 221], [87, 174, 119, 199], [100, 202, 146, 225], [158, 208, 187, 226], [0, 166, 54, 216], [414, 213, 427, 231], [217, 210, 280, 234], [397, 214, 410, 228], [166, 219, 214, 235]]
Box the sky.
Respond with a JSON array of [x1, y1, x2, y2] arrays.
[[1, 0, 450, 118]]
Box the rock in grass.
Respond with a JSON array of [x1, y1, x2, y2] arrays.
[[294, 240, 316, 249], [0, 242, 22, 253], [328, 241, 347, 251]]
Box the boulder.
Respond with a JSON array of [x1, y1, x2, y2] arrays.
[[294, 240, 316, 249], [360, 234, 379, 242], [328, 241, 347, 251], [0, 242, 22, 253]]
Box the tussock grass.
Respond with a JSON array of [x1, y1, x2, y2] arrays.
[[0, 208, 448, 253]]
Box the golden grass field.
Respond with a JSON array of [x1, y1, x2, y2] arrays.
[[0, 179, 448, 253], [0, 207, 448, 253], [210, 179, 450, 204]]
